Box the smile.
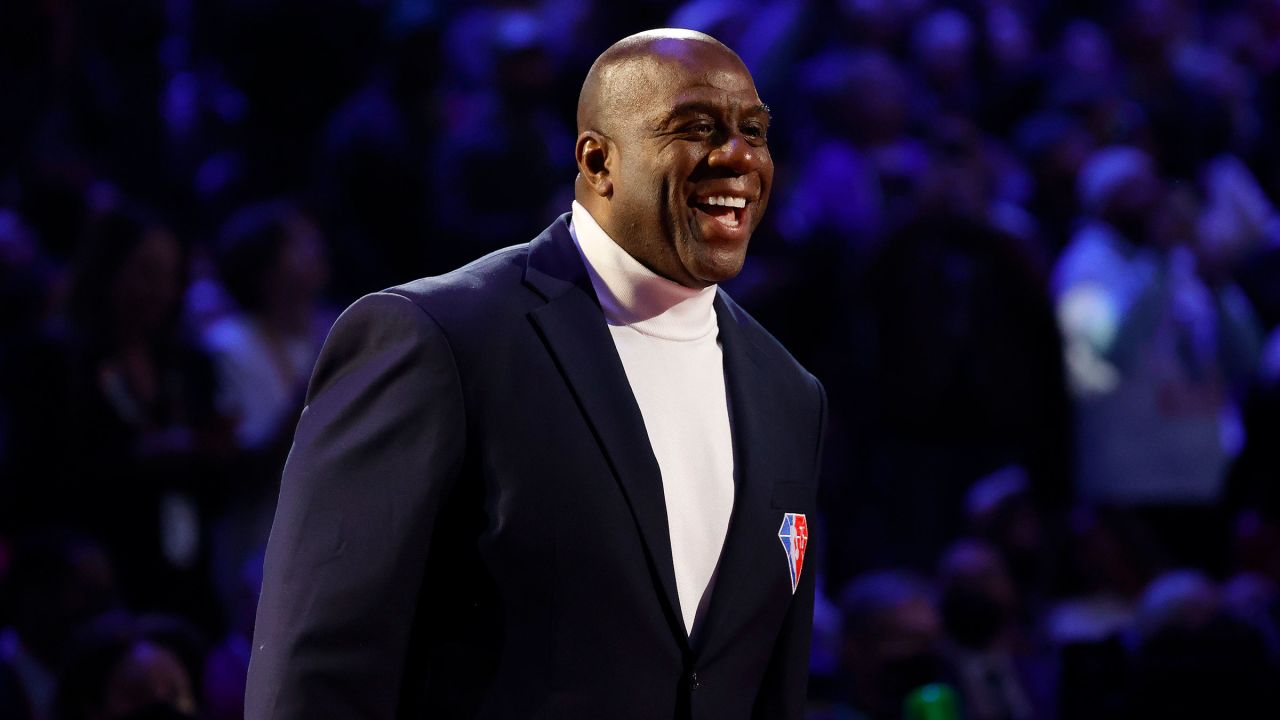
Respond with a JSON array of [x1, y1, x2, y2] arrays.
[[690, 194, 750, 230]]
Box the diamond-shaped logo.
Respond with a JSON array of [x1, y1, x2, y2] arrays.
[[777, 513, 808, 594]]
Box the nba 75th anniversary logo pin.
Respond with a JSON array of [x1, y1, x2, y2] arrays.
[[777, 513, 808, 594]]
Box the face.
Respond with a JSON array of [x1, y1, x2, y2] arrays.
[[275, 212, 329, 298], [103, 641, 196, 719], [113, 228, 181, 336], [605, 42, 774, 287]]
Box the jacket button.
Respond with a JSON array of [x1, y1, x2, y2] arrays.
[[688, 671, 701, 691]]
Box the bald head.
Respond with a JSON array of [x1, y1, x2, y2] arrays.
[[577, 29, 747, 136], [572, 29, 772, 289]]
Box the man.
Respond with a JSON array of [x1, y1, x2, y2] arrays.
[[1053, 146, 1260, 506], [246, 29, 825, 720]]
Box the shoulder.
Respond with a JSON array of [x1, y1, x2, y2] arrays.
[[381, 243, 532, 323], [307, 282, 477, 406], [392, 243, 530, 300], [316, 243, 540, 385], [328, 243, 532, 333]]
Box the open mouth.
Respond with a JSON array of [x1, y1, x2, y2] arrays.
[[689, 194, 749, 231]]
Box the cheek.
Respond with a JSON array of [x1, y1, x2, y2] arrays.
[[757, 164, 776, 215], [614, 162, 660, 211], [759, 154, 775, 191], [655, 180, 683, 235]]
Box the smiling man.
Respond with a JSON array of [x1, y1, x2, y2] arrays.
[[574, 29, 773, 287], [246, 29, 825, 720]]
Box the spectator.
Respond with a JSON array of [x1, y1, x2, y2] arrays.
[[48, 202, 225, 623], [937, 539, 1038, 720], [1054, 146, 1263, 570], [1046, 506, 1159, 647], [815, 571, 944, 720], [827, 210, 1068, 580], [206, 201, 329, 452], [201, 552, 261, 720], [0, 532, 119, 720], [204, 200, 331, 621], [1129, 569, 1278, 717], [52, 614, 197, 720]]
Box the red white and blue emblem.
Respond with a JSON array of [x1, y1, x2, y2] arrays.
[[777, 513, 808, 594]]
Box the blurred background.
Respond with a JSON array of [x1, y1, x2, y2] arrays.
[[1, 0, 1280, 718]]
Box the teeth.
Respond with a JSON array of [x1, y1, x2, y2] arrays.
[[701, 196, 747, 208]]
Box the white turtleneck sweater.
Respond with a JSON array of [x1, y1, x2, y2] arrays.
[[569, 201, 735, 637]]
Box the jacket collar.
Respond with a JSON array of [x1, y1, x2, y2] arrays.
[[523, 214, 786, 656]]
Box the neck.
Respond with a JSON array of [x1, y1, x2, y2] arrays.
[[573, 194, 704, 289], [570, 201, 717, 342]]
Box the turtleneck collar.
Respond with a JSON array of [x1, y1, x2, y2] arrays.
[[570, 201, 719, 342]]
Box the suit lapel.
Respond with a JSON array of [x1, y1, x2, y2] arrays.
[[524, 216, 689, 649], [694, 292, 789, 661]]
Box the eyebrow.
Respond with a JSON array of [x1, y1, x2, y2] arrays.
[[655, 101, 773, 129]]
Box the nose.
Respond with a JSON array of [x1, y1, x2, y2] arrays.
[[708, 133, 763, 175]]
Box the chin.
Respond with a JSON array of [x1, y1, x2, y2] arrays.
[[676, 224, 753, 284], [687, 248, 748, 286]]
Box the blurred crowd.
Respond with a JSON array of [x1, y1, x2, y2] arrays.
[[2, 0, 1280, 719]]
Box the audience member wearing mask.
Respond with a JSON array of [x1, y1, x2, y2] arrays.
[[937, 539, 1039, 720], [811, 571, 944, 720]]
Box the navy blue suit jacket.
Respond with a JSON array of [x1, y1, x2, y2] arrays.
[[245, 215, 826, 719]]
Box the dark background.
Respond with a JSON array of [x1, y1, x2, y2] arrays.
[[2, 1, 1280, 719]]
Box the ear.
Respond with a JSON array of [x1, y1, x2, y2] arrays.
[[575, 131, 613, 198]]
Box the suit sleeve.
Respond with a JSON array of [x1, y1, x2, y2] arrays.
[[752, 375, 826, 720], [245, 291, 466, 720]]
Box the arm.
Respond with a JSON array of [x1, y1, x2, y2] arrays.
[[245, 291, 466, 720], [752, 376, 827, 720], [1211, 284, 1264, 386]]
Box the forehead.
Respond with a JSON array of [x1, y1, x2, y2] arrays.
[[650, 40, 747, 94], [608, 41, 761, 119]]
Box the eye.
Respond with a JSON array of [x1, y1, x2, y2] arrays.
[[742, 122, 768, 143], [688, 121, 716, 137]]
